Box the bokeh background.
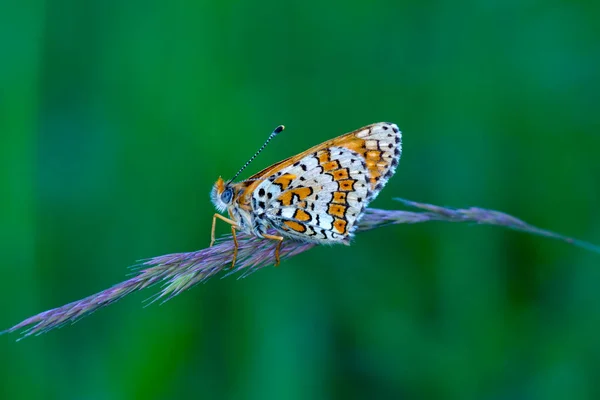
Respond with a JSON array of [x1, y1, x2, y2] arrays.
[[1, 1, 599, 399]]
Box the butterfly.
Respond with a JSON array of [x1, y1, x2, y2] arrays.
[[210, 122, 402, 267]]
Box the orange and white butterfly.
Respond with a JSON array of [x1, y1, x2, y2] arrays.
[[210, 122, 402, 266]]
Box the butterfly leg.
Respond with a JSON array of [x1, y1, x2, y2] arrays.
[[211, 213, 240, 269], [229, 224, 239, 268], [262, 233, 284, 267]]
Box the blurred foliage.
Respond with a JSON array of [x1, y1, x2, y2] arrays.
[[1, 0, 599, 399]]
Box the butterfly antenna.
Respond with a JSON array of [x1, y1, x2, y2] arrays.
[[229, 125, 285, 182]]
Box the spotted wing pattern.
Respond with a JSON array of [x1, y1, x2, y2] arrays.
[[350, 122, 401, 196], [251, 147, 369, 243], [248, 122, 402, 243]]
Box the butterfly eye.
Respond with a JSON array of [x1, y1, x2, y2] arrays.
[[221, 188, 233, 204]]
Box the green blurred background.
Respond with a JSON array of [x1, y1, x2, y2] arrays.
[[1, 1, 599, 399]]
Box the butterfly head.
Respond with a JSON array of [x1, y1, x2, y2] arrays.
[[211, 177, 235, 213], [210, 125, 284, 214]]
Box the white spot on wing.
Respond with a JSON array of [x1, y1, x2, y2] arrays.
[[356, 129, 370, 138]]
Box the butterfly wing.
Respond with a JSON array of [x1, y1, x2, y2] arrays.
[[336, 122, 402, 199], [251, 146, 368, 243], [242, 122, 401, 196], [246, 122, 402, 243]]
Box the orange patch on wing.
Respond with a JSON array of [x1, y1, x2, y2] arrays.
[[278, 192, 293, 206], [337, 138, 388, 189], [328, 204, 347, 218], [366, 150, 381, 162], [291, 187, 312, 199], [338, 180, 355, 192], [274, 174, 296, 190], [284, 220, 306, 233], [318, 151, 331, 164], [339, 137, 367, 156], [332, 192, 347, 204], [322, 160, 340, 172], [293, 209, 312, 222], [366, 159, 382, 182], [333, 218, 348, 234], [332, 168, 349, 181], [278, 187, 313, 206]]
